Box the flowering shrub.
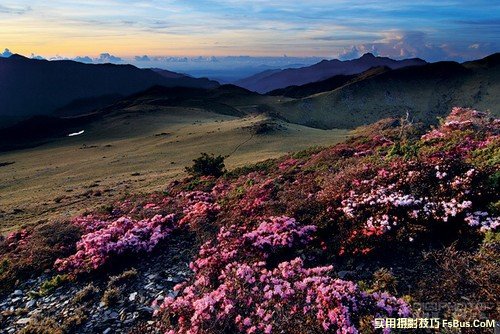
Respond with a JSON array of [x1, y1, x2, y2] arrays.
[[178, 191, 220, 229], [5, 229, 30, 249], [55, 214, 175, 273], [156, 217, 409, 333], [160, 258, 410, 334]]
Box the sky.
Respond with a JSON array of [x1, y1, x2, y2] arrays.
[[0, 0, 499, 77]]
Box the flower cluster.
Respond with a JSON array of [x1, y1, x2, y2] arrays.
[[55, 214, 175, 273], [4, 229, 30, 249], [157, 216, 409, 333], [243, 216, 316, 249], [278, 158, 299, 171], [178, 191, 221, 229]]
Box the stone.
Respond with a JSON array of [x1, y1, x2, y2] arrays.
[[26, 300, 36, 308], [16, 318, 31, 325], [103, 328, 112, 334], [129, 292, 138, 302], [12, 290, 23, 297]]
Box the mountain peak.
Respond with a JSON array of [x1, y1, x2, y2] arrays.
[[8, 54, 28, 60], [360, 53, 376, 59]]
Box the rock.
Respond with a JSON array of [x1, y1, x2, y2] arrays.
[[103, 328, 112, 334], [129, 292, 138, 302], [16, 318, 31, 325], [337, 271, 354, 279], [26, 300, 36, 308], [12, 290, 23, 297]]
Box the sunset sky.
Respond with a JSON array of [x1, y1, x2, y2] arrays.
[[1, 0, 498, 62]]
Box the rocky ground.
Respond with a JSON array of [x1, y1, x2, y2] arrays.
[[0, 232, 195, 334]]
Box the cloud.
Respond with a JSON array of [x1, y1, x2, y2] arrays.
[[30, 53, 45, 60], [74, 56, 93, 63], [337, 31, 483, 62], [134, 55, 151, 62], [95, 53, 122, 63], [72, 53, 122, 64], [1, 48, 13, 57], [0, 4, 31, 15]]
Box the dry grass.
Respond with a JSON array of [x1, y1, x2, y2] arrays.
[[0, 107, 348, 233]]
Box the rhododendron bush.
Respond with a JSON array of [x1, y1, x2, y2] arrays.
[[155, 217, 410, 333], [55, 214, 176, 273]]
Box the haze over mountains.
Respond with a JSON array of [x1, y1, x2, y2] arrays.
[[235, 53, 427, 93]]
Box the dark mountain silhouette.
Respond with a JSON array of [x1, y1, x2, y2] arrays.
[[151, 68, 188, 79], [235, 53, 427, 93], [273, 53, 500, 129], [267, 66, 390, 98], [0, 55, 218, 123]]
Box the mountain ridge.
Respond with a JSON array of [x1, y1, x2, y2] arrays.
[[235, 53, 427, 93]]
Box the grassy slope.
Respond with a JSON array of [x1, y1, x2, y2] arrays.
[[272, 60, 500, 129], [0, 105, 347, 233]]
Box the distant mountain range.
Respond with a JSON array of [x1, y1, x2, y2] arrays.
[[271, 53, 500, 129], [235, 53, 427, 93], [0, 55, 218, 125]]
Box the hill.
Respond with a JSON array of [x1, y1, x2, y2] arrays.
[[267, 66, 390, 98], [0, 84, 284, 151], [235, 53, 426, 93], [272, 53, 500, 129], [0, 55, 218, 126]]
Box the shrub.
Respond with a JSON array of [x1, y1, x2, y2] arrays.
[[18, 318, 64, 334], [72, 284, 99, 305], [108, 268, 138, 288], [55, 214, 176, 274], [38, 274, 69, 296], [185, 153, 226, 178], [156, 217, 409, 333], [101, 287, 121, 306], [0, 221, 81, 295]]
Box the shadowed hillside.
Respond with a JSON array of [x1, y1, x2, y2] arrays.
[[267, 66, 390, 98], [0, 84, 285, 151]]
